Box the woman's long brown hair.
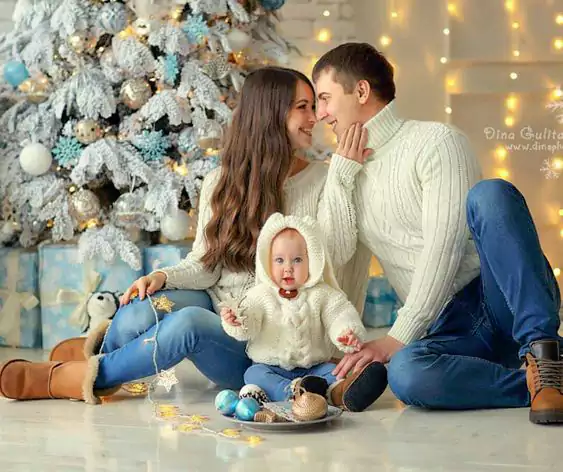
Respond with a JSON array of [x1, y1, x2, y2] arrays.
[[200, 67, 314, 273]]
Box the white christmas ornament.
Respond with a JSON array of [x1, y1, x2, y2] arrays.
[[19, 142, 52, 175], [226, 29, 251, 52], [160, 209, 192, 241]]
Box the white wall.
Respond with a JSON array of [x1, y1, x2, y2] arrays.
[[0, 0, 15, 34], [279, 0, 563, 278]]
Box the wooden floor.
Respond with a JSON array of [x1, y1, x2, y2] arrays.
[[0, 346, 562, 472]]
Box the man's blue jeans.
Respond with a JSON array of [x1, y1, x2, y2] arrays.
[[387, 179, 562, 409], [93, 290, 252, 390]]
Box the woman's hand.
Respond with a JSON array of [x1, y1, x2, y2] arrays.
[[120, 272, 167, 306], [220, 307, 241, 327], [336, 123, 373, 164]]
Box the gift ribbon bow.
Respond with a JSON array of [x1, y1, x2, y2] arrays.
[[0, 251, 39, 346], [55, 270, 102, 333]]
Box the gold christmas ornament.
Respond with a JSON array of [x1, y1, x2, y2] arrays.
[[120, 78, 152, 110], [75, 119, 104, 145], [18, 76, 51, 104], [291, 391, 328, 421], [69, 188, 101, 226], [68, 32, 96, 54]]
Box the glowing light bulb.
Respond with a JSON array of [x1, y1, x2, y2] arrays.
[[513, 49, 520, 57], [553, 158, 563, 169], [391, 11, 398, 19], [496, 168, 510, 179], [552, 88, 563, 100], [560, 229, 563, 238], [554, 38, 563, 50], [317, 29, 331, 43], [505, 116, 515, 127], [512, 21, 520, 29], [505, 0, 514, 12], [559, 208, 563, 216], [495, 146, 508, 160], [443, 28, 450, 35], [505, 94, 518, 111], [380, 35, 391, 47], [447, 78, 456, 88], [510, 72, 518, 80], [557, 14, 563, 25], [323, 10, 330, 17], [448, 3, 457, 15], [445, 106, 452, 114], [440, 57, 448, 64], [554, 268, 561, 277]]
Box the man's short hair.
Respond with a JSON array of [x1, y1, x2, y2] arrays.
[[312, 42, 396, 103]]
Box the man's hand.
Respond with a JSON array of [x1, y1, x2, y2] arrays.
[[332, 335, 405, 379], [336, 123, 373, 164]]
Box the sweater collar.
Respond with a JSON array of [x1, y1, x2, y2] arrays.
[[363, 99, 404, 152]]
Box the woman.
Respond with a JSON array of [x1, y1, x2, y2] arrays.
[[0, 67, 372, 404]]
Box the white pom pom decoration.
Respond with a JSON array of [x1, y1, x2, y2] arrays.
[[160, 209, 191, 241], [226, 29, 251, 52], [239, 384, 270, 405], [19, 142, 52, 175]]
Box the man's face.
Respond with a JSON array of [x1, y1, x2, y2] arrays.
[[315, 69, 363, 141]]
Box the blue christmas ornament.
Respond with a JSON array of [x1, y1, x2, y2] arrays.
[[215, 389, 239, 416], [235, 397, 261, 421], [162, 54, 179, 85], [260, 0, 285, 11], [52, 136, 83, 169], [131, 130, 171, 162], [3, 60, 29, 87], [182, 14, 209, 45]]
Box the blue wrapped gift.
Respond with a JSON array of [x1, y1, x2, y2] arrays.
[[39, 244, 143, 349], [362, 276, 402, 328], [143, 242, 193, 274], [0, 248, 42, 348]]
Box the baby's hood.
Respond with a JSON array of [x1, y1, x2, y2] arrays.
[[255, 213, 341, 292]]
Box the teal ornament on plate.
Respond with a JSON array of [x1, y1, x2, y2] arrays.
[[215, 389, 239, 416], [3, 61, 29, 87], [235, 397, 260, 421]]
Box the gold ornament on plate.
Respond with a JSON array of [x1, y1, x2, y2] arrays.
[[18, 76, 51, 104], [120, 78, 152, 110], [75, 119, 104, 145]]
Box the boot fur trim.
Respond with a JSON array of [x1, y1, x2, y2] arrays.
[[83, 320, 111, 359]]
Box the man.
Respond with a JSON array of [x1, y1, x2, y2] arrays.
[[313, 42, 563, 424]]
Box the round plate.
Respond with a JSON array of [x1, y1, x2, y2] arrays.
[[223, 402, 343, 431]]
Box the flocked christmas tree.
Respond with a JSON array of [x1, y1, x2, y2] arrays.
[[0, 0, 290, 270]]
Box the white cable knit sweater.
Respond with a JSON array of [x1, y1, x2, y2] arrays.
[[155, 155, 367, 314], [357, 100, 482, 345], [221, 214, 367, 370]]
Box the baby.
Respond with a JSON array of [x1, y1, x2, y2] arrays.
[[220, 213, 387, 412]]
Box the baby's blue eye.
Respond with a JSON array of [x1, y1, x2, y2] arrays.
[[294, 257, 303, 263], [275, 258, 284, 264]]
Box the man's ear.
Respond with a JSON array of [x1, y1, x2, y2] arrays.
[[356, 80, 371, 105]]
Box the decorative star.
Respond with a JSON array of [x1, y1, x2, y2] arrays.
[[152, 295, 175, 313], [184, 414, 209, 424], [177, 423, 201, 433], [246, 435, 264, 446], [156, 368, 179, 392], [221, 428, 241, 439]]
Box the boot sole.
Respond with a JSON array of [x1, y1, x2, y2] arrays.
[[343, 362, 388, 412], [529, 409, 563, 424]]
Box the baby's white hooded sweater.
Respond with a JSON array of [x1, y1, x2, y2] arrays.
[[221, 213, 367, 371]]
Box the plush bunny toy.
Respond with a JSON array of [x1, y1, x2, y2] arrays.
[[84, 291, 120, 334]]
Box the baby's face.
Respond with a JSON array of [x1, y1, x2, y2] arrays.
[[270, 229, 309, 291]]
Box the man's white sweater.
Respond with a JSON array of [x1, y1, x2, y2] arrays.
[[352, 100, 483, 345]]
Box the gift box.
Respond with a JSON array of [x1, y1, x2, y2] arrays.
[[362, 276, 402, 328], [143, 242, 193, 275], [0, 248, 42, 348], [39, 244, 143, 349]]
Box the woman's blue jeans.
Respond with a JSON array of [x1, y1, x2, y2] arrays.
[[93, 290, 252, 390]]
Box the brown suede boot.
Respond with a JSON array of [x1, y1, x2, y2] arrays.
[[526, 339, 563, 424], [49, 320, 111, 362], [328, 362, 388, 412], [0, 355, 119, 404]]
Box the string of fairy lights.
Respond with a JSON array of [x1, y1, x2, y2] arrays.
[[300, 0, 562, 279]]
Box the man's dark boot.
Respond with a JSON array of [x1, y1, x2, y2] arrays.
[[526, 340, 563, 424]]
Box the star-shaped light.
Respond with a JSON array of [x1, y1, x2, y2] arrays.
[[177, 423, 201, 433], [156, 368, 179, 392], [152, 295, 176, 313]]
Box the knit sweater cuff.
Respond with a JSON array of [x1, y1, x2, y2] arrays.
[[387, 314, 428, 345], [329, 153, 363, 186]]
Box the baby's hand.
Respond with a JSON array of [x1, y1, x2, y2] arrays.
[[337, 329, 363, 352], [220, 307, 241, 327]]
